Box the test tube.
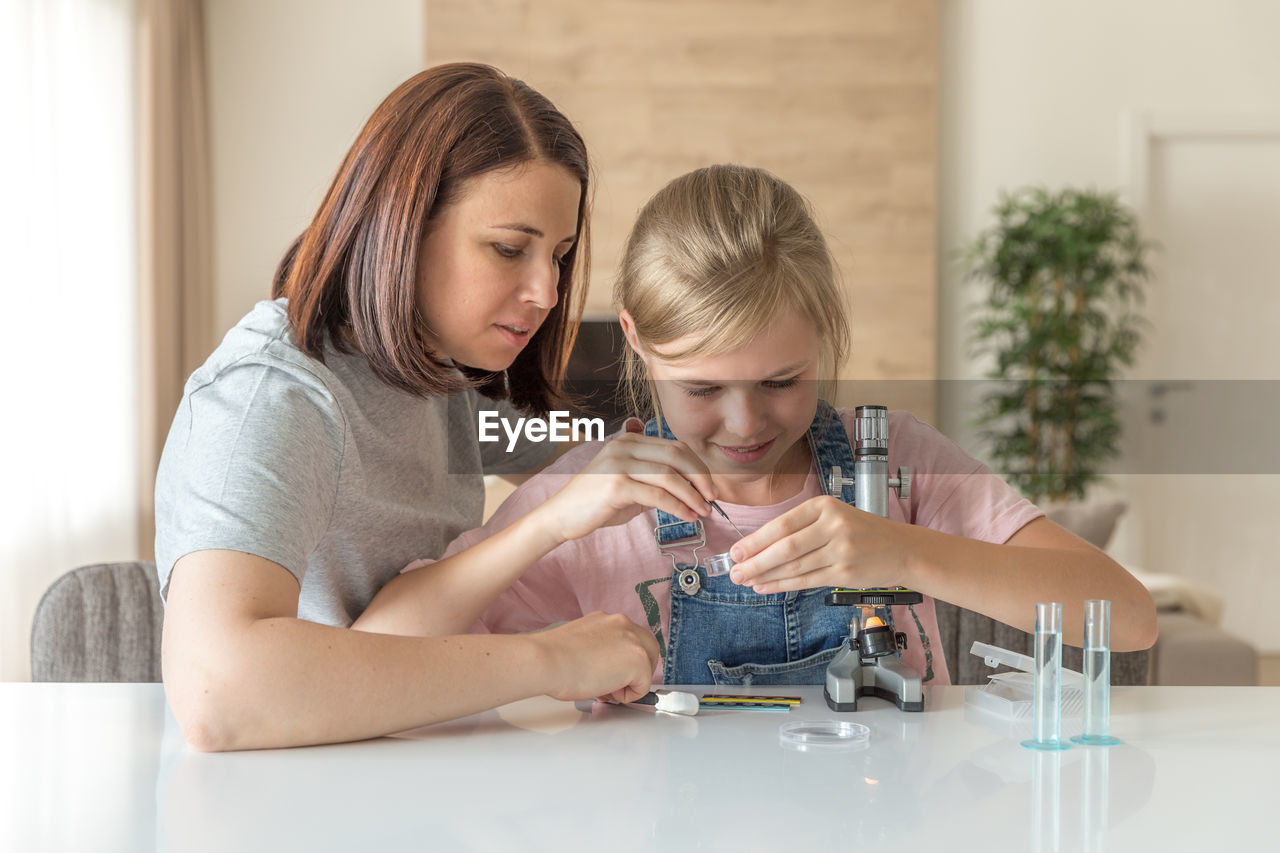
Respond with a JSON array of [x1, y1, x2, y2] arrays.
[[1022, 602, 1071, 751], [1071, 599, 1122, 746]]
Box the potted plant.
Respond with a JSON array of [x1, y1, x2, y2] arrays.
[[961, 187, 1154, 503]]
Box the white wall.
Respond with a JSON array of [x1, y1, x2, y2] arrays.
[[205, 0, 424, 339], [939, 1, 1280, 649], [939, 0, 1280, 386]]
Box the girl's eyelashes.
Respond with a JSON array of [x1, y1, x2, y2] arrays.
[[679, 376, 802, 399], [683, 385, 719, 399]]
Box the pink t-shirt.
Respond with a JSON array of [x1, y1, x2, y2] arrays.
[[406, 410, 1044, 685]]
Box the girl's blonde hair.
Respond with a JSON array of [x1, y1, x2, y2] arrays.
[[614, 164, 850, 419]]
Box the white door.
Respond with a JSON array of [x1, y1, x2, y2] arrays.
[[1116, 115, 1280, 652]]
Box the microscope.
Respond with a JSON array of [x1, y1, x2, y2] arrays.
[[824, 405, 924, 712]]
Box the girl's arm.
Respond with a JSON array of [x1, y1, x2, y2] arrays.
[[729, 502, 1157, 651], [907, 514, 1155, 649], [163, 549, 659, 751], [354, 427, 718, 638]]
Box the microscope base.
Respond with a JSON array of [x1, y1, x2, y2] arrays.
[[824, 644, 924, 712], [824, 685, 923, 713]]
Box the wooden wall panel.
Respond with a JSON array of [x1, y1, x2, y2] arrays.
[[427, 0, 937, 418]]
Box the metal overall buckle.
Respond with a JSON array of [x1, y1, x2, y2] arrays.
[[654, 519, 706, 596]]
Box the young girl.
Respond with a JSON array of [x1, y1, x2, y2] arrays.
[[356, 164, 1157, 688], [155, 63, 659, 751]]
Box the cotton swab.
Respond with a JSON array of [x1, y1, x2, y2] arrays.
[[630, 690, 700, 716]]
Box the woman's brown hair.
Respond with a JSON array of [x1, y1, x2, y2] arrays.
[[272, 62, 591, 412]]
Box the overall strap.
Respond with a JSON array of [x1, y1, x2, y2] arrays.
[[645, 415, 704, 545], [805, 399, 858, 505]]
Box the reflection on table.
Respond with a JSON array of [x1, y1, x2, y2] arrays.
[[2, 683, 1276, 852]]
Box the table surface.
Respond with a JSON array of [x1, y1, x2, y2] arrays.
[[2, 682, 1276, 852]]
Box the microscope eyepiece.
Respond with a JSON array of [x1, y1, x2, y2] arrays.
[[853, 405, 889, 456]]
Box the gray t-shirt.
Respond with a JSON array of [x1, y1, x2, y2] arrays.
[[154, 298, 556, 626]]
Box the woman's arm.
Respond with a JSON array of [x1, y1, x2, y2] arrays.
[[731, 504, 1157, 651], [163, 549, 659, 751], [354, 428, 718, 638]]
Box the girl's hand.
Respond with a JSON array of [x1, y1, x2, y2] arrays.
[[727, 495, 912, 594], [539, 419, 717, 543]]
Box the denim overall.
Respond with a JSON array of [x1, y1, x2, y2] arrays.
[[645, 399, 902, 686]]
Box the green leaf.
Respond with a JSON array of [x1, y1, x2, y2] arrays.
[[955, 186, 1154, 499]]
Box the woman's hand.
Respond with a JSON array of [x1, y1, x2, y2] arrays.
[[538, 419, 717, 543], [531, 611, 660, 704], [727, 495, 913, 594]]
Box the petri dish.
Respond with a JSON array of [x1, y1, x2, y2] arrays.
[[779, 720, 870, 751]]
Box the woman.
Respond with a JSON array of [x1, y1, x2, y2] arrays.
[[155, 63, 658, 752]]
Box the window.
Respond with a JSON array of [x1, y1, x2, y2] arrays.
[[0, 0, 138, 681]]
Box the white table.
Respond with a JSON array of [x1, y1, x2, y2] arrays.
[[2, 682, 1276, 851]]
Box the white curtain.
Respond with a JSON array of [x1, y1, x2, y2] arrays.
[[0, 0, 138, 681]]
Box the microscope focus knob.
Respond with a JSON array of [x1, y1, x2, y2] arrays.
[[893, 466, 911, 501], [828, 465, 855, 497]]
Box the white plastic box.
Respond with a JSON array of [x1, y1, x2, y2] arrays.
[[964, 641, 1084, 720]]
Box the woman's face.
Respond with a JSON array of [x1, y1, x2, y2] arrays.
[[417, 160, 581, 371], [622, 307, 822, 483]]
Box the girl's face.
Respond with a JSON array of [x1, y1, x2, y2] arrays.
[[417, 160, 581, 371], [621, 307, 822, 489]]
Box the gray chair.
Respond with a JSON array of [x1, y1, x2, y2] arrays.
[[934, 599, 1151, 685], [30, 561, 164, 682]]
